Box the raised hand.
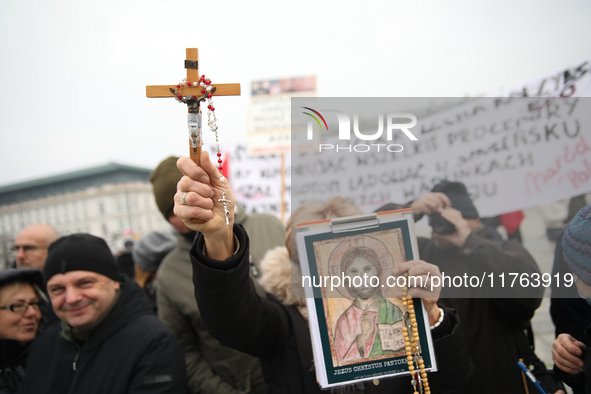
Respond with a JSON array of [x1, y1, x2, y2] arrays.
[[431, 207, 472, 247], [410, 192, 451, 217], [174, 152, 236, 260]]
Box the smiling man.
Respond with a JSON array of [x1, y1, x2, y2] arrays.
[[21, 233, 188, 394]]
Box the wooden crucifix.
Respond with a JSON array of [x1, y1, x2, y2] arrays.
[[146, 48, 241, 166]]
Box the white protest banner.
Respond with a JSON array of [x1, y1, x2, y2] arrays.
[[492, 57, 591, 98], [234, 58, 591, 220], [248, 76, 316, 156], [291, 95, 591, 218], [206, 142, 290, 221], [416, 96, 590, 217]]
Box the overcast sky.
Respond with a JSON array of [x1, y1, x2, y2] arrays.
[[1, 0, 590, 186]]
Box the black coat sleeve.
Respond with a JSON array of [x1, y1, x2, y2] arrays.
[[428, 308, 476, 394], [191, 224, 292, 361]]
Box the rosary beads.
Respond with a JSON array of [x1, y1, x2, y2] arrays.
[[173, 75, 230, 225], [402, 274, 430, 394]]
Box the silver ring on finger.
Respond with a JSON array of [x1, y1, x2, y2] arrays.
[[182, 192, 189, 205]]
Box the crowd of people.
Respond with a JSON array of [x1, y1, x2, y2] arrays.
[[0, 151, 589, 394]]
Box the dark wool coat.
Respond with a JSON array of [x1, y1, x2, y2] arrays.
[[156, 207, 284, 393], [21, 276, 188, 394], [417, 229, 544, 394], [0, 340, 29, 394]]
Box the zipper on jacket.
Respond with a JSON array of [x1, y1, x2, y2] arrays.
[[73, 348, 81, 370], [67, 344, 83, 394], [249, 255, 259, 277]]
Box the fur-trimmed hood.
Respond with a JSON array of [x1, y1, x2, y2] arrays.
[[258, 246, 308, 320]]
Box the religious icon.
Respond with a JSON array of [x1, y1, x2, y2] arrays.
[[312, 230, 409, 367], [295, 209, 436, 388], [333, 244, 404, 363]]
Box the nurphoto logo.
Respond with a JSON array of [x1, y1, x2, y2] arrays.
[[302, 107, 419, 153]]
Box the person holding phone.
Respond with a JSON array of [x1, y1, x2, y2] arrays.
[[376, 180, 544, 394]]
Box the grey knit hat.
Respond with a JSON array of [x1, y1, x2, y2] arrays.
[[132, 230, 177, 272], [563, 205, 591, 286]]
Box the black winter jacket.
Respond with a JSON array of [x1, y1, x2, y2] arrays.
[[21, 276, 188, 394], [418, 230, 543, 394], [0, 339, 30, 394]]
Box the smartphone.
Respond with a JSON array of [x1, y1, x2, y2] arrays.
[[517, 361, 549, 394]]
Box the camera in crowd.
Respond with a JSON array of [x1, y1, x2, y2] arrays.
[[429, 213, 456, 235]]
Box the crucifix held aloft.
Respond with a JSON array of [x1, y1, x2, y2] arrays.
[[146, 48, 240, 225], [146, 48, 241, 166]]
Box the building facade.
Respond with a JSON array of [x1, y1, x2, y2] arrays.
[[0, 163, 170, 269]]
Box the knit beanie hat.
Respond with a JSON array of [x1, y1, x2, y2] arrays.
[[562, 205, 591, 286], [43, 234, 119, 282], [132, 230, 177, 272], [150, 156, 182, 220], [431, 180, 479, 218]]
